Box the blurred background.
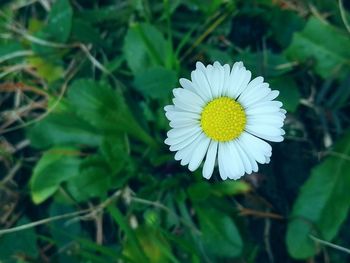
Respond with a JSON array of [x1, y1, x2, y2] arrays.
[[1, 0, 350, 262]]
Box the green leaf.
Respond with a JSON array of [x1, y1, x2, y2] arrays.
[[66, 155, 111, 202], [0, 217, 38, 260], [46, 0, 73, 43], [285, 17, 350, 79], [286, 131, 350, 259], [133, 66, 177, 99], [196, 207, 243, 258], [30, 148, 81, 204], [270, 77, 300, 112], [27, 111, 102, 149], [123, 23, 170, 74], [100, 136, 128, 174], [67, 79, 155, 146]]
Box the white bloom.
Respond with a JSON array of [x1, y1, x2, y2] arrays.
[[164, 61, 286, 180]]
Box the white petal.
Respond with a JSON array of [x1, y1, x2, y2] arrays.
[[233, 140, 252, 174], [196, 61, 206, 72], [233, 70, 252, 99], [226, 141, 245, 179], [263, 90, 280, 101], [245, 125, 284, 137], [174, 132, 203, 163], [218, 143, 229, 180], [173, 98, 202, 113], [239, 132, 271, 164], [167, 125, 201, 138], [165, 111, 200, 121], [169, 131, 201, 151], [179, 78, 196, 93], [202, 140, 218, 179], [209, 62, 224, 98], [227, 66, 251, 99], [238, 76, 264, 100], [221, 64, 231, 96], [238, 83, 270, 108], [246, 125, 285, 142], [188, 136, 211, 171], [164, 105, 175, 112], [245, 105, 281, 115], [173, 88, 205, 107], [236, 139, 258, 173], [169, 119, 199, 128], [191, 70, 212, 101]]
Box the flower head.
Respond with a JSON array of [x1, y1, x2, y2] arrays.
[[164, 61, 286, 180]]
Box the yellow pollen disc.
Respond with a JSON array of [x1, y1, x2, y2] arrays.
[[200, 97, 246, 142]]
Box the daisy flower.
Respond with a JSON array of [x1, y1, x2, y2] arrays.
[[164, 61, 286, 180]]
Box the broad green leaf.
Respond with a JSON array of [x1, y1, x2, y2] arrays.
[[46, 0, 73, 43], [67, 79, 155, 146], [133, 66, 177, 99], [30, 148, 81, 204], [66, 155, 111, 202], [0, 217, 38, 260], [123, 23, 170, 74], [27, 111, 102, 149], [286, 131, 350, 259], [196, 207, 243, 258], [285, 17, 350, 79], [270, 77, 300, 112]]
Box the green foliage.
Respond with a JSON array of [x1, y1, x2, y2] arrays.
[[30, 148, 81, 204], [133, 67, 177, 99], [286, 131, 350, 259], [196, 207, 243, 258], [0, 217, 38, 260], [285, 17, 350, 79], [1, 0, 350, 262]]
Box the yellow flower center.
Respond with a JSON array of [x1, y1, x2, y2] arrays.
[[200, 97, 246, 142]]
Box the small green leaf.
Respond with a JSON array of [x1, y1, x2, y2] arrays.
[[286, 131, 350, 259], [66, 155, 111, 202], [67, 79, 155, 146], [133, 66, 177, 99], [46, 0, 73, 43], [30, 148, 81, 204], [123, 23, 170, 74], [196, 207, 243, 258], [285, 17, 350, 79]]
